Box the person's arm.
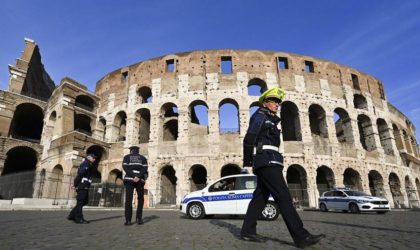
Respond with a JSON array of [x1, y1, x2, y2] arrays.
[[142, 157, 148, 181], [73, 162, 87, 187], [243, 112, 265, 167], [122, 155, 135, 178]]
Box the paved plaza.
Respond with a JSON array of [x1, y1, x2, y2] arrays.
[[0, 209, 418, 249]]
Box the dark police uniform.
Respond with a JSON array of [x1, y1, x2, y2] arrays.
[[68, 157, 95, 223], [241, 107, 311, 244], [123, 147, 148, 225]]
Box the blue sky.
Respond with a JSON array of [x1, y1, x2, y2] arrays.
[[0, 0, 419, 142]]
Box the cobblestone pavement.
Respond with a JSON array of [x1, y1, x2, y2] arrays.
[[0, 209, 419, 249]]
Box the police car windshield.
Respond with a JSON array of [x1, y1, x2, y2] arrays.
[[343, 191, 369, 196]]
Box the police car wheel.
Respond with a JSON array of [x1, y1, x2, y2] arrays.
[[187, 203, 205, 219], [261, 201, 279, 221], [320, 203, 328, 212], [349, 203, 360, 214]]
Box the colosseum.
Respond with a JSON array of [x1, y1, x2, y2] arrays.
[[0, 38, 419, 209]]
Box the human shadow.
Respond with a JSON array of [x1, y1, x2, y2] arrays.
[[89, 215, 124, 222], [142, 215, 159, 224], [209, 219, 295, 246]]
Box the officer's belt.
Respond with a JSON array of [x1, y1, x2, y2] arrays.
[[81, 177, 92, 183], [253, 145, 280, 154]]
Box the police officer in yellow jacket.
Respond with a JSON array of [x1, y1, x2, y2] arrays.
[[67, 153, 97, 224], [123, 145, 148, 225], [240, 87, 325, 248]]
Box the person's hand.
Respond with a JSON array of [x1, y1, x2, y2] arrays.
[[133, 177, 140, 183]]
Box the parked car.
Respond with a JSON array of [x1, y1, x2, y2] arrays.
[[318, 188, 390, 214], [180, 174, 279, 220]]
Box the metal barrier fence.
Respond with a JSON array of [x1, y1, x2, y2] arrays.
[[0, 170, 125, 207]]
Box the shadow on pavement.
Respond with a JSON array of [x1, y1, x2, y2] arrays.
[[306, 220, 419, 234], [142, 215, 159, 224], [209, 219, 295, 246], [89, 215, 124, 222]]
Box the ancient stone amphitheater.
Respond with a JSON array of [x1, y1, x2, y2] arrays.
[[0, 38, 419, 208]]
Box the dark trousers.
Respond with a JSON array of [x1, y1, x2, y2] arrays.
[[124, 181, 145, 221], [241, 166, 310, 243], [69, 189, 89, 221]]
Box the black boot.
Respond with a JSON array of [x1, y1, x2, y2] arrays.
[[124, 220, 132, 226], [136, 219, 144, 225], [295, 234, 326, 249]]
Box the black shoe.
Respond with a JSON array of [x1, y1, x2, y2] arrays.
[[136, 219, 144, 225], [81, 219, 90, 224], [296, 234, 325, 249], [67, 216, 75, 221], [240, 234, 265, 243], [74, 219, 89, 224], [124, 221, 132, 226]]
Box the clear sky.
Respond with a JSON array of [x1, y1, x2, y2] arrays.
[[1, 0, 419, 142]]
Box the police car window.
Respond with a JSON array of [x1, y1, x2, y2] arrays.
[[209, 177, 236, 192], [236, 176, 257, 190], [324, 191, 333, 197], [334, 191, 346, 197], [344, 191, 369, 196]]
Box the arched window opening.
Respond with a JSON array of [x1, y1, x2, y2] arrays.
[[219, 99, 239, 134], [98, 117, 107, 141], [74, 113, 92, 135], [377, 119, 393, 155], [402, 130, 413, 154], [333, 108, 353, 144], [137, 86, 153, 103], [107, 169, 123, 185], [389, 173, 403, 208], [135, 108, 151, 144], [161, 103, 178, 141], [392, 124, 404, 151], [49, 111, 57, 122], [281, 101, 302, 141], [86, 145, 106, 168], [9, 103, 44, 142], [221, 164, 241, 177], [353, 94, 368, 110], [316, 166, 335, 195], [249, 102, 260, 118], [48, 165, 64, 199], [189, 100, 209, 135], [415, 178, 420, 202], [287, 165, 309, 207], [189, 165, 207, 191], [113, 111, 127, 142], [75, 95, 95, 112], [343, 168, 363, 191], [357, 115, 376, 151], [368, 170, 384, 197], [160, 166, 177, 204], [247, 78, 267, 96], [309, 104, 328, 138]]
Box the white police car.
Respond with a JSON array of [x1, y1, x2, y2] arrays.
[[180, 174, 279, 220], [318, 188, 390, 214]]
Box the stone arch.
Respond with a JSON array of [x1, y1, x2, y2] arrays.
[[9, 103, 44, 142], [247, 78, 267, 96], [416, 178, 420, 201], [316, 165, 335, 195], [308, 104, 328, 138], [98, 116, 107, 141], [389, 172, 404, 207], [392, 124, 404, 151], [48, 165, 64, 199], [220, 164, 241, 177], [377, 118, 393, 155], [107, 169, 123, 185], [353, 94, 368, 110], [188, 100, 209, 134], [74, 113, 92, 135], [368, 170, 384, 197], [159, 165, 177, 204], [343, 168, 363, 191], [3, 146, 38, 175], [86, 145, 107, 178], [402, 130, 413, 154], [333, 108, 353, 143], [113, 111, 127, 142], [135, 108, 151, 144], [219, 99, 240, 134], [405, 175, 417, 207], [281, 101, 302, 141], [287, 164, 309, 207], [137, 86, 153, 103], [357, 114, 376, 151], [188, 164, 207, 191], [161, 103, 179, 141], [75, 95, 95, 111]]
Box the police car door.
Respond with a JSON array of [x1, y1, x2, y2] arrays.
[[235, 175, 257, 214], [205, 177, 237, 214]]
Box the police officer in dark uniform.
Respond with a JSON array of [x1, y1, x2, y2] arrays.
[[67, 153, 97, 224], [123, 145, 148, 226], [240, 87, 325, 248]]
